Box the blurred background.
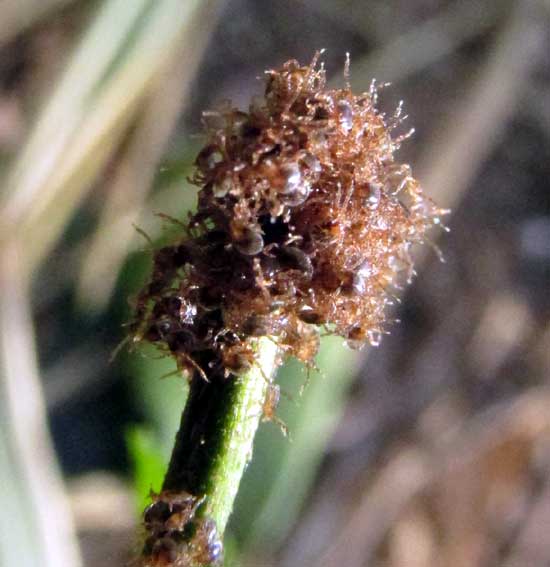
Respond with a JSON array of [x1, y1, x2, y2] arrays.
[[1, 1, 550, 566]]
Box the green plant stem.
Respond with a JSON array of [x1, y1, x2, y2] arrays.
[[162, 337, 279, 535]]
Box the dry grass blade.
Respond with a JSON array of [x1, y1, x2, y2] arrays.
[[0, 239, 82, 567], [0, 0, 210, 277]]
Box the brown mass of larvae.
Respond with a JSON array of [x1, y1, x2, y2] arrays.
[[131, 55, 445, 377]]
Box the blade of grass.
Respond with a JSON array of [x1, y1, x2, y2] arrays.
[[0, 239, 82, 567], [0, 0, 216, 277]]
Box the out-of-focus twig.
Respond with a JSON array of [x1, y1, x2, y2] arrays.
[[0, 239, 82, 567]]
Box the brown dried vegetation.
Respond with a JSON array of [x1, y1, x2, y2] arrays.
[[131, 54, 444, 378]]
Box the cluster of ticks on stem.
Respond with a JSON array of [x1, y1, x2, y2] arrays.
[[139, 492, 221, 566], [131, 52, 445, 394], [132, 52, 446, 567]]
